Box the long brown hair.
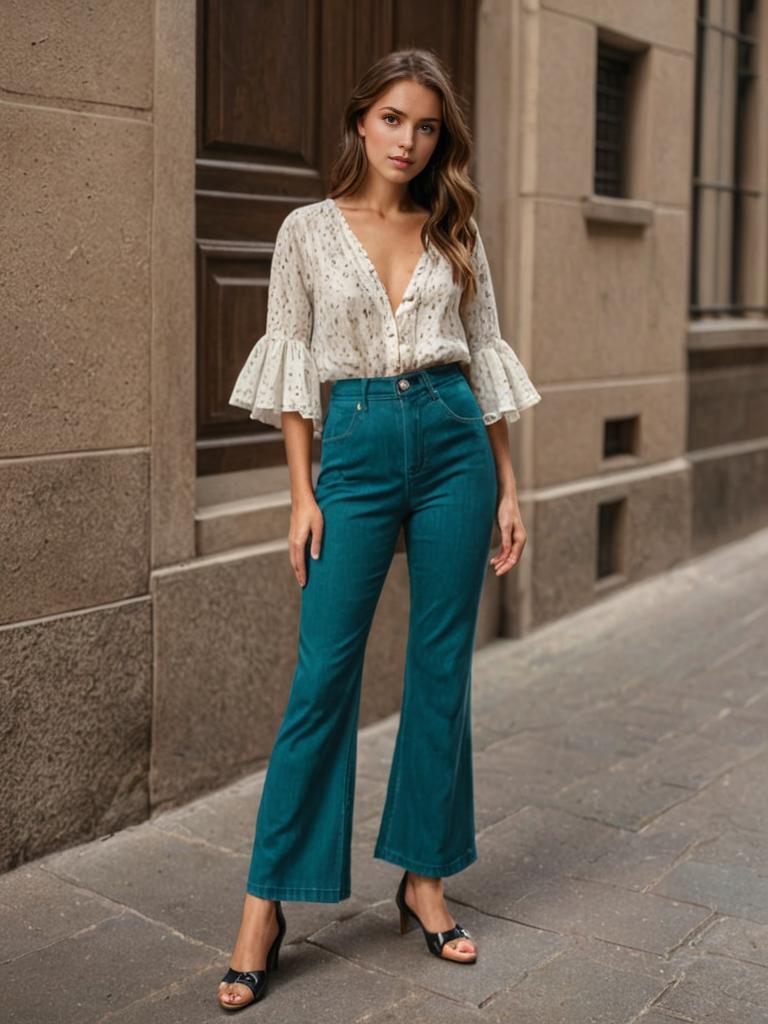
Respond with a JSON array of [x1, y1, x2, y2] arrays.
[[327, 48, 481, 307]]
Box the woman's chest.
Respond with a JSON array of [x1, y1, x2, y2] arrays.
[[307, 233, 460, 327]]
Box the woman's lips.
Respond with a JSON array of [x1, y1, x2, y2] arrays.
[[390, 156, 412, 168]]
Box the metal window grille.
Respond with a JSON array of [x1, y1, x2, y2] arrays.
[[595, 43, 633, 196]]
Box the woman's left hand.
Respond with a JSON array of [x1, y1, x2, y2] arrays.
[[490, 493, 528, 575]]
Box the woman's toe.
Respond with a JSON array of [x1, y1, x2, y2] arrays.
[[444, 939, 476, 958]]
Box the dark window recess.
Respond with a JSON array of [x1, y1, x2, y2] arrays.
[[603, 416, 638, 457], [690, 0, 764, 318], [594, 42, 633, 197], [596, 498, 625, 579]]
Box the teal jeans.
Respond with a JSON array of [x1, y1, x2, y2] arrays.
[[246, 361, 498, 901]]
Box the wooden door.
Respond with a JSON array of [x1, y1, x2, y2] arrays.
[[196, 0, 478, 476]]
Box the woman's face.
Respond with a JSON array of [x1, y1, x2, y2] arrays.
[[357, 79, 442, 185]]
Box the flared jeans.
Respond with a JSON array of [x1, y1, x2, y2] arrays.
[[245, 361, 498, 901]]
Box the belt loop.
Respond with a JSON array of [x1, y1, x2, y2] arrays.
[[360, 376, 369, 410], [420, 368, 438, 401]]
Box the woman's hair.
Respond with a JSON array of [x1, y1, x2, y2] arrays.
[[327, 48, 482, 307]]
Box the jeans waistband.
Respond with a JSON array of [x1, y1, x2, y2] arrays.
[[330, 361, 466, 404]]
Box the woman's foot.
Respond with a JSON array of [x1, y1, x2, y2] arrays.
[[403, 872, 477, 961], [218, 894, 282, 1008]]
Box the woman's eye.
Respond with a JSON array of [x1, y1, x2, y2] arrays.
[[382, 114, 433, 134]]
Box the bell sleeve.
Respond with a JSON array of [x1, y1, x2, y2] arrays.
[[228, 210, 323, 436], [460, 219, 542, 425]]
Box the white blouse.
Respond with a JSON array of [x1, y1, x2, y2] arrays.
[[229, 197, 541, 438]]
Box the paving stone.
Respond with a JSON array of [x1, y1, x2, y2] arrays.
[[483, 948, 669, 1023], [105, 940, 413, 1024], [524, 665, 639, 710], [355, 720, 399, 782], [651, 859, 768, 924], [151, 772, 266, 854], [473, 733, 607, 801], [624, 690, 729, 729], [534, 703, 682, 762], [0, 864, 119, 961], [354, 989, 490, 1023], [567, 935, 689, 984], [544, 729, 754, 832], [348, 835, 412, 905], [472, 691, 575, 737], [543, 760, 691, 831], [352, 776, 389, 829], [38, 823, 364, 950], [688, 915, 768, 967], [742, 689, 768, 720], [494, 876, 711, 955], [632, 1015, 684, 1023], [306, 898, 568, 1006], [696, 708, 768, 747], [657, 953, 768, 1022], [643, 751, 768, 836], [618, 730, 752, 791], [472, 717, 509, 752], [664, 638, 768, 707], [471, 767, 538, 831], [38, 824, 251, 950], [563, 821, 697, 891], [446, 805, 621, 902], [690, 827, 768, 871], [0, 909, 219, 1024]]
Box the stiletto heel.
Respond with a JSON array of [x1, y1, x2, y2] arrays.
[[395, 869, 477, 964], [218, 899, 287, 1010], [399, 903, 411, 935]]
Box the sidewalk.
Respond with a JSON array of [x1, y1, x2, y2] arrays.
[[3, 528, 768, 1024]]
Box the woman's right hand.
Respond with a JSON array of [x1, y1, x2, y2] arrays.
[[289, 494, 324, 587]]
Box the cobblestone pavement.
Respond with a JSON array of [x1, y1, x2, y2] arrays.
[[3, 527, 768, 1023]]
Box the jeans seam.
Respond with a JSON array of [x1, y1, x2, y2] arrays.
[[374, 844, 477, 874], [322, 407, 361, 444], [434, 393, 485, 423]]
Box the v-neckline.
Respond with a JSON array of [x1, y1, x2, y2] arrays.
[[327, 197, 430, 320]]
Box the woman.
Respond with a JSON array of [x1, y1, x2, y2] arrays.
[[219, 47, 541, 1010]]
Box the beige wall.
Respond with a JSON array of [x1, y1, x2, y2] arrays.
[[0, 0, 198, 872], [1, 0, 158, 872], [2, 0, 766, 874]]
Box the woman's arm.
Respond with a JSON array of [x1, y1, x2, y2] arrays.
[[484, 419, 527, 577], [459, 220, 541, 577], [228, 209, 324, 587], [282, 411, 323, 587]]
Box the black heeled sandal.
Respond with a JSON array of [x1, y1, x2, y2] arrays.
[[395, 869, 477, 963], [218, 899, 287, 1010]]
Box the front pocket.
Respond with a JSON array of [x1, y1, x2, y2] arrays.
[[434, 381, 486, 423], [321, 401, 362, 443]]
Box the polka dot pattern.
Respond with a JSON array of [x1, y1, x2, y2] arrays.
[[229, 198, 542, 438]]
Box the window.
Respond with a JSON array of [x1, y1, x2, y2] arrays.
[[690, 0, 764, 318], [603, 417, 638, 458], [594, 42, 634, 197], [596, 498, 626, 580]]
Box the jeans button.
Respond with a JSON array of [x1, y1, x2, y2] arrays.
[[398, 378, 410, 391]]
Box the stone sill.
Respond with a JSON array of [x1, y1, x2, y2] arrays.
[[687, 318, 768, 351], [581, 194, 654, 227]]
